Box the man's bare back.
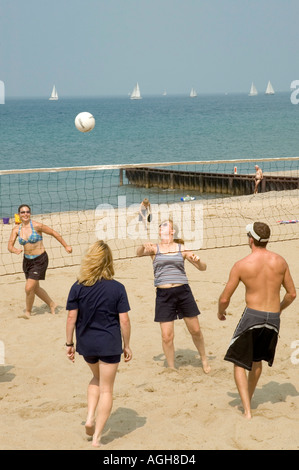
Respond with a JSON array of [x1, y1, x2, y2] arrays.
[[234, 249, 290, 313], [218, 222, 295, 320]]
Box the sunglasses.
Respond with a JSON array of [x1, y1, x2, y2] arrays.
[[20, 210, 31, 214]]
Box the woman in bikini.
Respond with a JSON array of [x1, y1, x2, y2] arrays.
[[137, 219, 210, 373], [8, 204, 72, 318]]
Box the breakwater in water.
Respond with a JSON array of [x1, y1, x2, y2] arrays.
[[122, 167, 299, 196]]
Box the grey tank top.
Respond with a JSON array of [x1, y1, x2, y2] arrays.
[[153, 244, 188, 287]]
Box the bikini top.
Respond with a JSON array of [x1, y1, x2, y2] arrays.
[[18, 220, 43, 245]]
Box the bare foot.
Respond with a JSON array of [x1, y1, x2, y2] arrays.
[[243, 411, 252, 420], [85, 420, 95, 437], [50, 302, 58, 315], [92, 435, 101, 447], [18, 312, 31, 320], [202, 359, 211, 374]]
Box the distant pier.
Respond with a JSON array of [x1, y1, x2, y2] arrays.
[[120, 167, 299, 196]]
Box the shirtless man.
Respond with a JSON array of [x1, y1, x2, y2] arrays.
[[254, 165, 263, 194], [218, 222, 296, 419]]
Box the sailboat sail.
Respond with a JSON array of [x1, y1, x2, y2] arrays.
[[265, 81, 275, 95], [130, 82, 142, 100], [248, 82, 258, 96], [190, 88, 197, 98], [49, 85, 58, 100]]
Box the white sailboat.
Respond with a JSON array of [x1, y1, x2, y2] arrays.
[[49, 85, 58, 100], [248, 82, 258, 96], [130, 82, 142, 100], [265, 80, 275, 95], [190, 87, 197, 98]]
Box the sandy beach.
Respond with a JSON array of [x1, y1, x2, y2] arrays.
[[0, 192, 299, 450]]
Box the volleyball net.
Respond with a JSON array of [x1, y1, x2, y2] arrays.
[[1, 157, 299, 276]]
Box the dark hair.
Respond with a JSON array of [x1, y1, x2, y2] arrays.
[[252, 222, 270, 247], [18, 204, 31, 213]]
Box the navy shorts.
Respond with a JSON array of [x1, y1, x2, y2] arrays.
[[155, 284, 200, 322], [83, 354, 121, 364], [23, 251, 49, 280]]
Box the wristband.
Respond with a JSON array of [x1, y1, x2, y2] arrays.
[[65, 342, 74, 347]]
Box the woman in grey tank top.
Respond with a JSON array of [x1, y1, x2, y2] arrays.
[[137, 219, 210, 373]]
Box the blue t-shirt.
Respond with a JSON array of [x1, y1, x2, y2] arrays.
[[66, 279, 130, 357]]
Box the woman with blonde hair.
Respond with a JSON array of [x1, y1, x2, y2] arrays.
[[66, 241, 132, 447], [137, 219, 210, 373]]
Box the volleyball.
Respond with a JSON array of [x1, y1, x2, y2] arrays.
[[75, 112, 95, 133]]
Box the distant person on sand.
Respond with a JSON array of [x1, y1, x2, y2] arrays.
[[66, 241, 132, 448], [8, 204, 72, 319], [254, 165, 263, 194], [138, 198, 151, 229], [218, 222, 296, 419], [137, 219, 210, 373]]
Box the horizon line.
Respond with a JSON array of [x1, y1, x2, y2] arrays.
[[3, 90, 291, 100]]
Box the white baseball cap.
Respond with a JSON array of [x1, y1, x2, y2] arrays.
[[246, 223, 270, 242]]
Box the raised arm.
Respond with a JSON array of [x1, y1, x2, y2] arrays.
[[182, 248, 207, 271], [136, 243, 157, 257]]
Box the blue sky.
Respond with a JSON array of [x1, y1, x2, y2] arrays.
[[1, 0, 298, 97]]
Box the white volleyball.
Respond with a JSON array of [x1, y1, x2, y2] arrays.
[[75, 112, 95, 133]]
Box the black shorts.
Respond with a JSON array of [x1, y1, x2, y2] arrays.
[[23, 251, 49, 280], [155, 284, 200, 322], [83, 354, 121, 364], [224, 307, 280, 371]]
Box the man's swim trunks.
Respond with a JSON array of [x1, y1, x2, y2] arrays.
[[224, 307, 280, 371]]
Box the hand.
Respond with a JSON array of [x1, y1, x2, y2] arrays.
[[123, 346, 132, 362], [187, 252, 207, 270], [143, 243, 155, 254], [218, 311, 227, 321], [65, 245, 72, 254], [66, 345, 75, 362], [14, 249, 23, 255]]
